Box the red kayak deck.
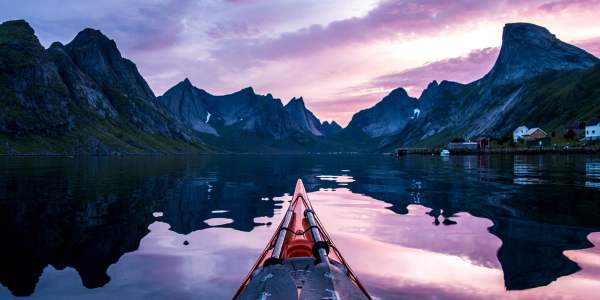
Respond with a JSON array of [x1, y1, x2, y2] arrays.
[[233, 179, 371, 300]]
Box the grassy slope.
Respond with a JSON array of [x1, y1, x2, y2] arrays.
[[379, 65, 600, 152], [0, 119, 208, 155], [0, 21, 211, 155]]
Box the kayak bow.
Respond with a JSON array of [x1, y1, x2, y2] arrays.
[[233, 179, 371, 300]]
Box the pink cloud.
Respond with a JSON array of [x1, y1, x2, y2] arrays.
[[309, 92, 389, 126], [210, 1, 509, 66], [323, 35, 599, 125], [538, 0, 600, 12], [575, 37, 600, 57], [365, 47, 500, 97], [356, 33, 600, 99]]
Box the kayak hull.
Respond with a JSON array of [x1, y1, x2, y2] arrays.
[[233, 179, 371, 300]]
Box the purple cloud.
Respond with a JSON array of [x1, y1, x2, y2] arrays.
[[210, 0, 507, 66], [538, 0, 600, 12], [575, 37, 600, 57], [310, 92, 389, 126], [365, 47, 500, 96]]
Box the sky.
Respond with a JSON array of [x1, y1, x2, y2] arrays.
[[2, 0, 600, 126]]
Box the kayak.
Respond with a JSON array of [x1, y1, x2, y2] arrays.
[[233, 179, 371, 300]]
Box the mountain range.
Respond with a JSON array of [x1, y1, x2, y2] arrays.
[[344, 23, 600, 151], [157, 79, 341, 151], [1, 20, 599, 154]]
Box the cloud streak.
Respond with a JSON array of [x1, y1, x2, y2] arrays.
[[366, 47, 500, 96]]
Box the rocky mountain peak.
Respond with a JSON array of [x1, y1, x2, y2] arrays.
[[0, 19, 71, 135], [174, 77, 196, 91], [0, 20, 42, 54], [387, 87, 410, 99], [0, 19, 34, 37], [502, 23, 554, 45], [484, 22, 599, 85], [345, 87, 418, 138], [321, 120, 343, 135], [240, 86, 255, 95], [71, 28, 113, 44], [283, 96, 324, 136], [425, 80, 439, 89], [286, 97, 306, 108], [69, 28, 119, 55]]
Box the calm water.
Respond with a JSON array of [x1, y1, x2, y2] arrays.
[[1, 155, 600, 299]]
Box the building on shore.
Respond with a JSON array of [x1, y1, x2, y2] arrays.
[[585, 119, 600, 141], [513, 126, 529, 142], [522, 128, 550, 147]]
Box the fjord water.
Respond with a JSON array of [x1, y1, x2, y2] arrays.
[[1, 155, 599, 299]]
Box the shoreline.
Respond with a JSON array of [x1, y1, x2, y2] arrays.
[[395, 147, 600, 156]]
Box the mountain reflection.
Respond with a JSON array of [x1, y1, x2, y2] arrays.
[[0, 155, 599, 297]]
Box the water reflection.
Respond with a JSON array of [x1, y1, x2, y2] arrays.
[[586, 160, 600, 188], [0, 155, 599, 299], [513, 156, 546, 185]]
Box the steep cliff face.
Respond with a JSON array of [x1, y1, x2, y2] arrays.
[[0, 20, 202, 154], [344, 87, 418, 138], [158, 78, 216, 135], [47, 42, 118, 119], [283, 97, 324, 136], [483, 23, 599, 85], [0, 20, 72, 135], [418, 80, 465, 116], [376, 23, 600, 150], [61, 28, 185, 136]]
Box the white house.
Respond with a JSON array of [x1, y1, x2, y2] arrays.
[[586, 120, 600, 140], [513, 126, 529, 142]]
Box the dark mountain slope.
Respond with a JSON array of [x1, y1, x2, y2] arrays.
[[320, 121, 342, 135], [158, 79, 347, 152], [344, 87, 418, 138], [0, 20, 72, 135], [376, 22, 600, 150], [284, 97, 324, 136], [483, 23, 598, 85], [0, 20, 205, 154]]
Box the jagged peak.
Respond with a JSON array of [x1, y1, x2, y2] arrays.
[[0, 19, 34, 34], [286, 97, 306, 107], [160, 78, 212, 98], [68, 27, 120, 54], [240, 86, 255, 94], [502, 23, 553, 42], [483, 22, 598, 84], [379, 87, 414, 105], [388, 87, 410, 98], [0, 19, 40, 46], [426, 80, 439, 88], [322, 120, 341, 127], [76, 28, 111, 40], [179, 77, 193, 88]]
